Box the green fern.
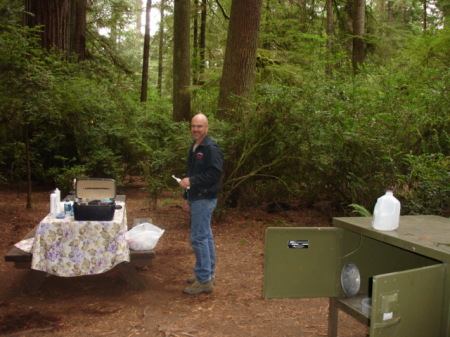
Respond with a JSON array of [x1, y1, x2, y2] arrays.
[[349, 204, 372, 217]]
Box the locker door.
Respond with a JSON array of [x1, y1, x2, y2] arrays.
[[264, 227, 342, 298], [370, 263, 445, 337]]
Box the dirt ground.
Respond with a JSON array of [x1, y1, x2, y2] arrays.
[[0, 179, 368, 337]]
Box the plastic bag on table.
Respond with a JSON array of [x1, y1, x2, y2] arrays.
[[125, 222, 165, 250]]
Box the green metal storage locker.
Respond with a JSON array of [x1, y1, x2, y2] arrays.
[[264, 215, 450, 337]]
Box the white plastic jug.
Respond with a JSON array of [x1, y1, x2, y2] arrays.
[[50, 192, 57, 216], [54, 188, 61, 212], [372, 190, 401, 231]]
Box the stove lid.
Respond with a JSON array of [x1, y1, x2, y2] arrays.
[[341, 262, 361, 297]]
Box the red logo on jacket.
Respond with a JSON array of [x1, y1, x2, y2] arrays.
[[196, 152, 204, 159]]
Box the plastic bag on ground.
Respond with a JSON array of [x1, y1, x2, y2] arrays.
[[125, 222, 164, 250]]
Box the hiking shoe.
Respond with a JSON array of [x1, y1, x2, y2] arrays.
[[187, 275, 215, 284], [183, 280, 213, 295]]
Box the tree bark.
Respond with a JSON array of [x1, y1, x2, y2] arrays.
[[262, 0, 272, 49], [423, 0, 427, 31], [217, 0, 263, 121], [73, 0, 86, 60], [173, 0, 191, 122], [24, 124, 32, 209], [199, 0, 207, 84], [158, 0, 165, 96], [325, 0, 334, 75], [352, 0, 365, 74], [193, 0, 199, 85], [192, 0, 207, 85], [141, 0, 152, 102], [387, 1, 393, 23], [23, 0, 86, 60]]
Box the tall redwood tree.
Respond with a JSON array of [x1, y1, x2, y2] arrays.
[[141, 0, 152, 102], [157, 0, 165, 96], [352, 0, 365, 73], [217, 0, 263, 121], [24, 0, 87, 60], [173, 0, 191, 122]]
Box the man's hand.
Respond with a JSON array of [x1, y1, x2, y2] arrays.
[[180, 177, 191, 189]]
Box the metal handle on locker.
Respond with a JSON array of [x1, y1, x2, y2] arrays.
[[372, 316, 401, 329]]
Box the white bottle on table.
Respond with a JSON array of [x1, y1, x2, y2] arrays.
[[50, 192, 57, 217], [372, 190, 401, 231], [54, 188, 61, 213]]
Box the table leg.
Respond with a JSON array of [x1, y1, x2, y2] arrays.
[[328, 297, 339, 337], [24, 270, 47, 292], [117, 262, 147, 290]]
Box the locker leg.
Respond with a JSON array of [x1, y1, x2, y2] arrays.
[[328, 297, 338, 337]]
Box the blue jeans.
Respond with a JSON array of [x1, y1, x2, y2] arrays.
[[189, 198, 217, 283]]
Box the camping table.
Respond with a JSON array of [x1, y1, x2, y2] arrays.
[[32, 200, 129, 276], [5, 195, 155, 291]]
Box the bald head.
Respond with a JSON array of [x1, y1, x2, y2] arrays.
[[192, 114, 208, 125], [191, 114, 209, 144]]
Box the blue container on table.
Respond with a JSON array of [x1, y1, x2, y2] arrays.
[[64, 199, 74, 217]]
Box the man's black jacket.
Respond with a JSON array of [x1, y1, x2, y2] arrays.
[[184, 135, 223, 201]]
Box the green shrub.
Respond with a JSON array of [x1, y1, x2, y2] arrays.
[[396, 153, 450, 216]]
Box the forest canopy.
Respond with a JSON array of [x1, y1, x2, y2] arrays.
[[0, 0, 448, 217]]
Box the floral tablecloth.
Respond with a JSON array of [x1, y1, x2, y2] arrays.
[[31, 201, 130, 277]]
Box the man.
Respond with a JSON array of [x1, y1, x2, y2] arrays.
[[179, 113, 224, 295]]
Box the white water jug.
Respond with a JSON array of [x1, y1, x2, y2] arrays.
[[54, 188, 61, 212], [372, 190, 401, 231], [50, 192, 57, 216]]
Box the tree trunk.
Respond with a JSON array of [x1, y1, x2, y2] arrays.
[[262, 0, 272, 49], [217, 0, 263, 121], [325, 0, 334, 75], [24, 0, 86, 60], [158, 0, 165, 96], [173, 0, 191, 122], [199, 0, 207, 84], [193, 0, 207, 85], [299, 0, 308, 32], [193, 0, 199, 85], [387, 1, 394, 23], [423, 0, 427, 31], [24, 124, 32, 209], [73, 0, 86, 60], [141, 0, 152, 102], [345, 0, 354, 63], [352, 0, 365, 74]]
